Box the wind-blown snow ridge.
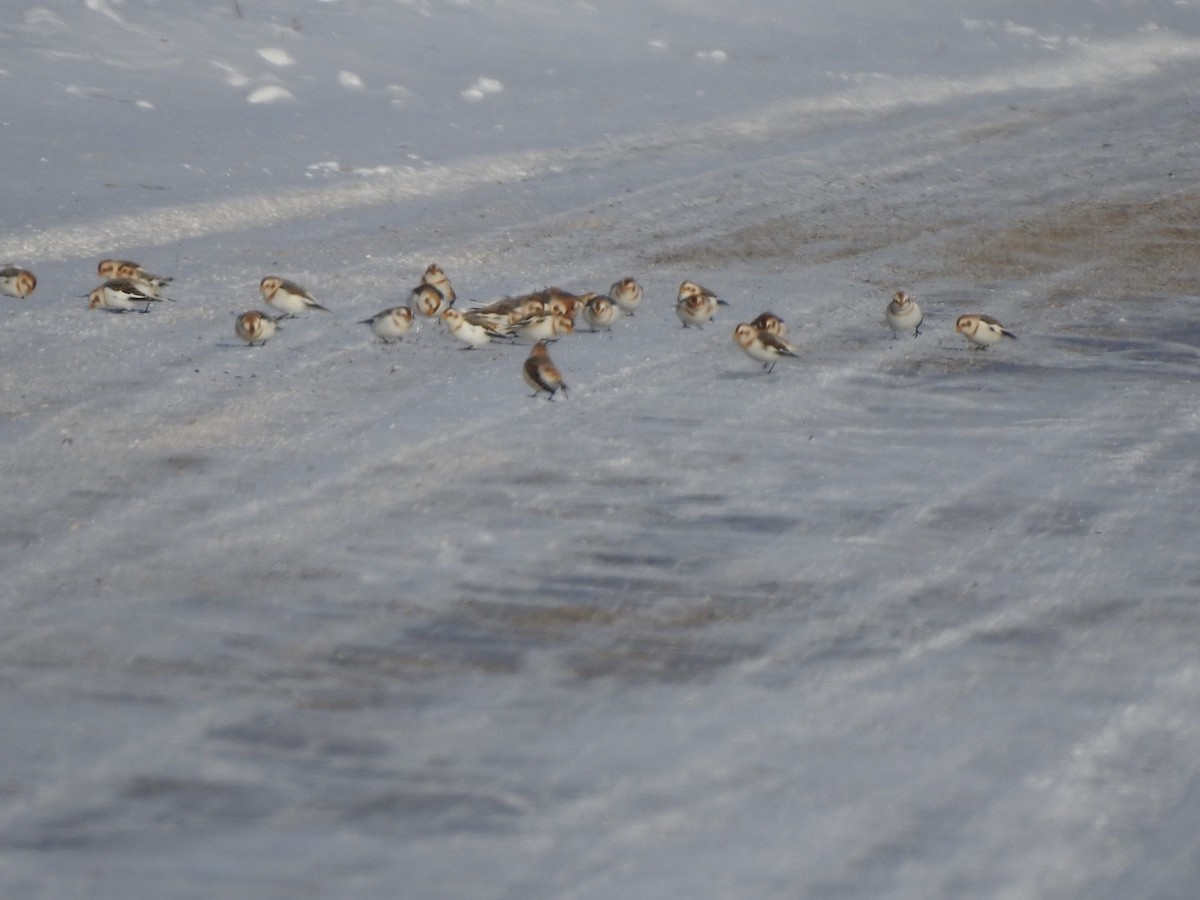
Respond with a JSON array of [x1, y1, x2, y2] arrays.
[[2, 32, 1193, 264], [0, 152, 549, 262]]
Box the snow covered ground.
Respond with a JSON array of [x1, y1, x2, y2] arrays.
[[3, 1, 1200, 897]]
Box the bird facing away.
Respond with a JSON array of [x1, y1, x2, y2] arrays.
[[609, 276, 644, 315], [523, 340, 569, 399]]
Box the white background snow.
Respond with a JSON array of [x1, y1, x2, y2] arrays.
[[3, 1, 1200, 897]]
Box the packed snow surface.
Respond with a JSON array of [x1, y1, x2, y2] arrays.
[[2, 1, 1200, 897]]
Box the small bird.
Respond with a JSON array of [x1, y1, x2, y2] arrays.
[[733, 322, 799, 373], [421, 263, 455, 308], [462, 309, 520, 337], [749, 311, 787, 337], [885, 290, 923, 339], [441, 308, 499, 348], [676, 280, 728, 328], [0, 266, 37, 298], [523, 340, 568, 400], [609, 277, 643, 315], [956, 314, 1017, 349], [474, 292, 547, 324], [234, 311, 278, 345], [360, 306, 414, 343], [259, 276, 331, 316], [582, 293, 619, 331], [547, 289, 585, 322], [97, 259, 172, 293], [515, 311, 574, 342], [87, 278, 165, 312], [412, 283, 446, 318]]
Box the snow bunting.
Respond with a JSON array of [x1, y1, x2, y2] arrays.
[[609, 276, 643, 315], [676, 280, 727, 328], [462, 309, 519, 337], [547, 289, 584, 322], [488, 293, 548, 324], [87, 278, 165, 312], [421, 263, 455, 308], [733, 322, 798, 373], [235, 311, 278, 346], [412, 283, 447, 318], [956, 314, 1017, 349], [258, 276, 330, 316], [0, 266, 37, 298], [515, 310, 573, 342], [749, 311, 787, 337], [885, 290, 923, 339], [97, 259, 172, 293], [441, 308, 499, 348], [582, 293, 619, 331], [523, 340, 569, 400], [360, 306, 414, 343]]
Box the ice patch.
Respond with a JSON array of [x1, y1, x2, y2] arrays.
[[387, 85, 413, 107], [461, 76, 505, 101], [649, 39, 669, 50], [258, 47, 296, 67], [338, 71, 364, 89], [136, 100, 154, 110], [246, 85, 295, 104], [696, 49, 729, 62]]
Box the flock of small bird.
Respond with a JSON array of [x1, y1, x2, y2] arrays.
[[0, 259, 1017, 400]]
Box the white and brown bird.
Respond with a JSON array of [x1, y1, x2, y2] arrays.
[[461, 309, 520, 337], [259, 276, 330, 316], [733, 322, 799, 373], [547, 288, 585, 323], [360, 306, 414, 343], [421, 263, 455, 308], [441, 308, 500, 348], [749, 311, 787, 337], [411, 283, 447, 318], [98, 259, 172, 294], [609, 276, 644, 315], [676, 280, 728, 328], [87, 278, 165, 312], [0, 266, 37, 299], [523, 340, 568, 400], [582, 293, 619, 331], [234, 311, 278, 346], [885, 290, 923, 339], [481, 292, 548, 324], [956, 314, 1016, 349], [515, 310, 574, 342]]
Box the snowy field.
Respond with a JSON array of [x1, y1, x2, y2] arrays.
[[3, 1, 1200, 897]]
